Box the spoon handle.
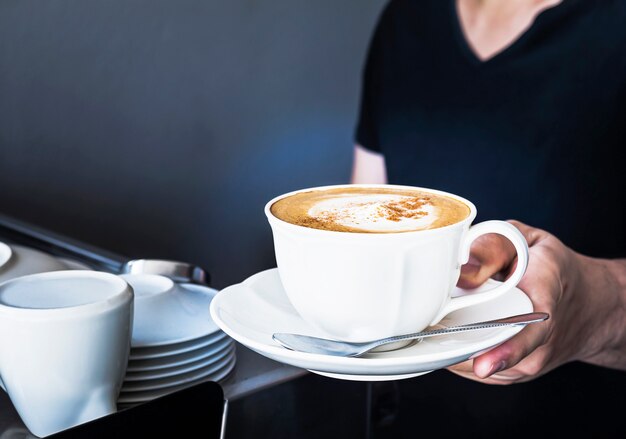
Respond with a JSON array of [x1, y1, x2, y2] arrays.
[[373, 312, 549, 349]]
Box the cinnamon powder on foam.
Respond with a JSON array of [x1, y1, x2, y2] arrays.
[[313, 196, 431, 227], [376, 196, 431, 222]]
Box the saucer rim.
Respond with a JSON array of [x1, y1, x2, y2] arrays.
[[122, 351, 236, 392], [118, 356, 237, 402], [129, 331, 229, 360], [124, 342, 235, 381], [117, 362, 236, 404], [309, 369, 433, 381], [127, 337, 234, 372]]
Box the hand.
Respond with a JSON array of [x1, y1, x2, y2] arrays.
[[447, 220, 626, 384]]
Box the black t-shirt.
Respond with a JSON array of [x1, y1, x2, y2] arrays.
[[354, 1, 625, 436], [356, 0, 625, 258]]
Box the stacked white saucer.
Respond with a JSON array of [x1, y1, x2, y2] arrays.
[[118, 274, 236, 405]]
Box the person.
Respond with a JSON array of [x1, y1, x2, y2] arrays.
[[351, 0, 625, 387]]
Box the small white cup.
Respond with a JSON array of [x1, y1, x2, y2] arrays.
[[265, 184, 529, 343], [0, 270, 133, 437]]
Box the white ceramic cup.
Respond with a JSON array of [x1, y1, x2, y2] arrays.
[[265, 184, 529, 342], [0, 270, 134, 437]]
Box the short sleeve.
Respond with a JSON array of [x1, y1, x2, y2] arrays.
[[355, 1, 395, 153]]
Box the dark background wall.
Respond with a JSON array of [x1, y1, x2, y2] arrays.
[[0, 0, 386, 289]]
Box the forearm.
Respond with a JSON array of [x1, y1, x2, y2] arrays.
[[350, 145, 388, 184], [577, 255, 626, 370]]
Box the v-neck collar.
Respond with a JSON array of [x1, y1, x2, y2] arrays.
[[448, 0, 574, 67]]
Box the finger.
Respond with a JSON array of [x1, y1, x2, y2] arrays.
[[471, 319, 550, 379], [447, 359, 473, 375], [506, 220, 545, 247], [458, 233, 517, 289], [448, 366, 527, 385], [446, 360, 519, 386]]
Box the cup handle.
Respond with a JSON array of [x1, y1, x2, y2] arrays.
[[430, 220, 529, 325]]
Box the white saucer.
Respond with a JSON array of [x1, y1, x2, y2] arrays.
[[120, 274, 220, 348], [0, 244, 68, 283], [129, 331, 229, 360], [210, 268, 533, 381], [0, 242, 11, 268], [126, 337, 234, 372], [122, 351, 236, 392], [117, 356, 236, 404], [124, 342, 235, 381]]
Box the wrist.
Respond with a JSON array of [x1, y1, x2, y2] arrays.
[[576, 255, 626, 369], [608, 259, 626, 309]]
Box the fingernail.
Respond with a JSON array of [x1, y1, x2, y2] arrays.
[[487, 360, 507, 377]]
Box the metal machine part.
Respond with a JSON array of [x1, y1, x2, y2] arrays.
[[0, 213, 210, 286], [122, 259, 209, 286]]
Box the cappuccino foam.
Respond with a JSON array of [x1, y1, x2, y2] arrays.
[[270, 187, 470, 233]]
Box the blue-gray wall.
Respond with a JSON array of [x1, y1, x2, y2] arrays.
[[0, 0, 386, 288]]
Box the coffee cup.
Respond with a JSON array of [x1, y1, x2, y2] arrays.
[[0, 270, 133, 437], [265, 184, 529, 343]]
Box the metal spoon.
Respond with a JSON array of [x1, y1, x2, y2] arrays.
[[273, 312, 549, 357]]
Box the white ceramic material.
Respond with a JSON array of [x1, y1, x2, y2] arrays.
[[122, 350, 235, 392], [0, 242, 11, 268], [124, 342, 235, 381], [0, 244, 69, 284], [265, 184, 530, 342], [126, 336, 234, 372], [117, 357, 236, 405], [312, 370, 431, 381], [0, 270, 133, 437], [210, 268, 534, 381], [119, 274, 220, 348], [128, 331, 229, 360]]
